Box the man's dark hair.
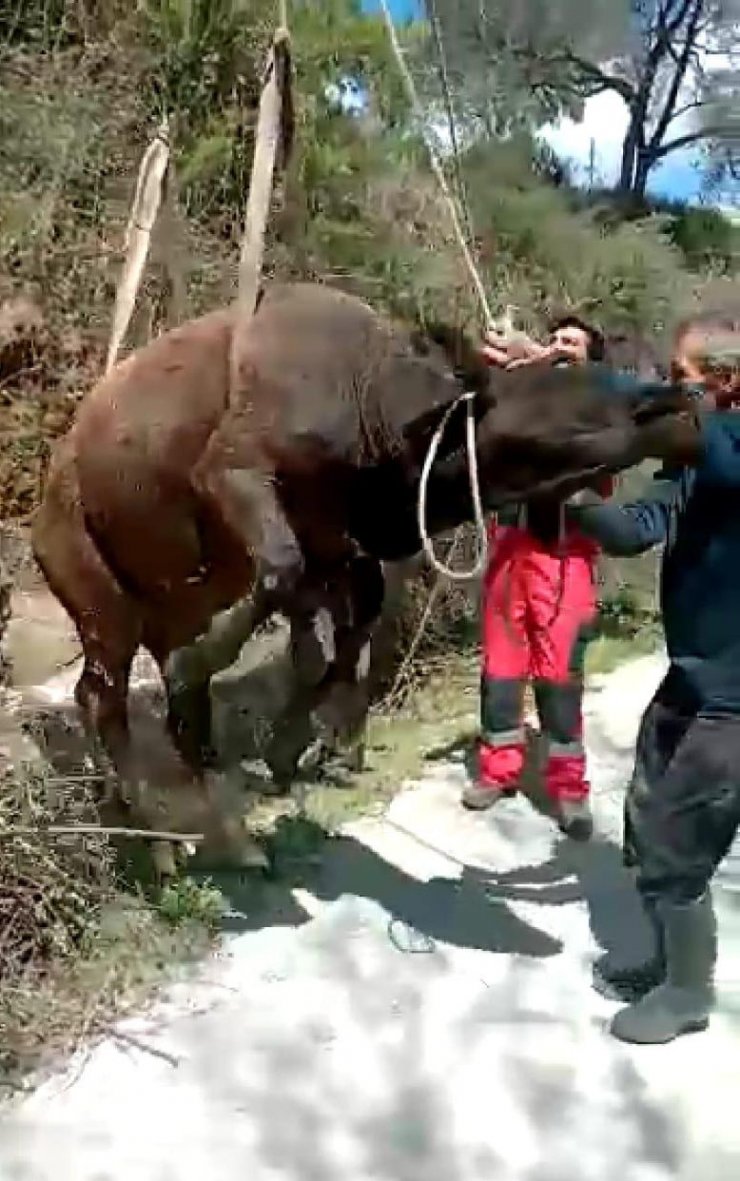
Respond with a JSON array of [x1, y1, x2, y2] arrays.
[[548, 314, 606, 363]]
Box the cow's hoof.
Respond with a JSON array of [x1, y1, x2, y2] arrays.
[[151, 839, 178, 882]]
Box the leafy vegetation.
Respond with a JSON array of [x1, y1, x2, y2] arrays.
[[0, 760, 223, 1086]]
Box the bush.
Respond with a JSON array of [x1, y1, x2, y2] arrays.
[[0, 763, 114, 990]]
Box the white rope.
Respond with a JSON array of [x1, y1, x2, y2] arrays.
[[377, 0, 493, 325], [378, 0, 493, 580], [416, 391, 488, 581]]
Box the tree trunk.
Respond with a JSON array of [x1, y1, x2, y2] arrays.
[[618, 115, 640, 195], [632, 150, 653, 201]]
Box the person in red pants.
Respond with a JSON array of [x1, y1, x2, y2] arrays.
[[463, 315, 610, 840]]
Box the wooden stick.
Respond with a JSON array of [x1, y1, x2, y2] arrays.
[[234, 28, 293, 320], [110, 1029, 181, 1068], [0, 826, 204, 843], [106, 118, 170, 374], [158, 157, 189, 330]]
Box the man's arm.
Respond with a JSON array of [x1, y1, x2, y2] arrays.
[[565, 468, 680, 556]]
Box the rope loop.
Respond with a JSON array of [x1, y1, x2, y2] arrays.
[[416, 391, 489, 581]]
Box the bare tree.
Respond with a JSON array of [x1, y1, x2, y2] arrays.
[[424, 1, 739, 199], [603, 1, 739, 197]]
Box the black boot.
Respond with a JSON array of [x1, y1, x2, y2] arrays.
[[556, 797, 593, 842], [610, 892, 717, 1045], [592, 898, 666, 1002]]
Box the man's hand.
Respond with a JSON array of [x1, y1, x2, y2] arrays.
[[565, 486, 606, 509], [480, 328, 550, 369], [563, 472, 615, 508], [505, 345, 572, 370], [480, 329, 575, 371]]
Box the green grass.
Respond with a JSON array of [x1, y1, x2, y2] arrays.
[[585, 620, 662, 676]]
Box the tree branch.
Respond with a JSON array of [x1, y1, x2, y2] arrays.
[[0, 826, 205, 843], [566, 53, 636, 102], [654, 0, 697, 39], [670, 96, 710, 123], [647, 0, 704, 154], [468, 13, 636, 106], [516, 47, 636, 103], [654, 125, 734, 158]]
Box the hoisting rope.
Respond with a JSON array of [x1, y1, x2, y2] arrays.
[[377, 0, 492, 581]]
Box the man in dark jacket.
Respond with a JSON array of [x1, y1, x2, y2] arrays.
[[566, 309, 740, 1045]]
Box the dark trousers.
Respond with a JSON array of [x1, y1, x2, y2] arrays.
[[624, 674, 740, 905]]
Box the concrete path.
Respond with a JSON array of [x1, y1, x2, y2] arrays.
[[2, 653, 739, 1181]]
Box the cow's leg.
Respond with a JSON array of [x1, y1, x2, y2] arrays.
[[32, 476, 142, 802], [161, 585, 277, 772], [265, 556, 385, 787], [261, 591, 335, 789], [74, 638, 139, 802], [319, 635, 374, 774], [164, 469, 303, 761], [316, 555, 385, 774], [203, 466, 305, 622]]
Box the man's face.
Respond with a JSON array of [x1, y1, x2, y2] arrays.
[[672, 325, 740, 406], [548, 324, 591, 366]]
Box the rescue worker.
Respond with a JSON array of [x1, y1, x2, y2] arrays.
[[464, 315, 611, 843], [566, 308, 740, 1044]]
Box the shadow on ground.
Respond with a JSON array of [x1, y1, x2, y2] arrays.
[[14, 675, 658, 977]]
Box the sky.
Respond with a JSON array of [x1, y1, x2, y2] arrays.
[[361, 0, 707, 203]]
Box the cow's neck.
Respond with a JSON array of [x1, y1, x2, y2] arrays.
[[348, 432, 483, 562]]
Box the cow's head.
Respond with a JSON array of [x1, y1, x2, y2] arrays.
[[472, 361, 699, 505], [412, 318, 700, 503]]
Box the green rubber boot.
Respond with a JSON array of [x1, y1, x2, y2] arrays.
[[593, 898, 666, 1003], [610, 892, 717, 1045]]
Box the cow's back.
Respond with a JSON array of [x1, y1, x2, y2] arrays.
[[229, 283, 457, 462], [72, 307, 236, 595], [76, 307, 234, 484]]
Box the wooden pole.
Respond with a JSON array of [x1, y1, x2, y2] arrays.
[[234, 26, 294, 319], [106, 117, 170, 373], [0, 826, 204, 843], [157, 157, 189, 329], [230, 7, 294, 393]]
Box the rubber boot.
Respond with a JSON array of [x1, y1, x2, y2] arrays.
[[556, 797, 594, 842], [592, 898, 667, 1002], [462, 781, 516, 811], [610, 892, 717, 1045]]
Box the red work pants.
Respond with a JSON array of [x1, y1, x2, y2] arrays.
[[480, 523, 598, 801]]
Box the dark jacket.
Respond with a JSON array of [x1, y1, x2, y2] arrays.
[[567, 411, 740, 712]]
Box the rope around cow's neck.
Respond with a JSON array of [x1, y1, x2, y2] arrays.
[[416, 391, 489, 581]]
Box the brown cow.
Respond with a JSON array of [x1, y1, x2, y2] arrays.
[[32, 281, 692, 797]]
